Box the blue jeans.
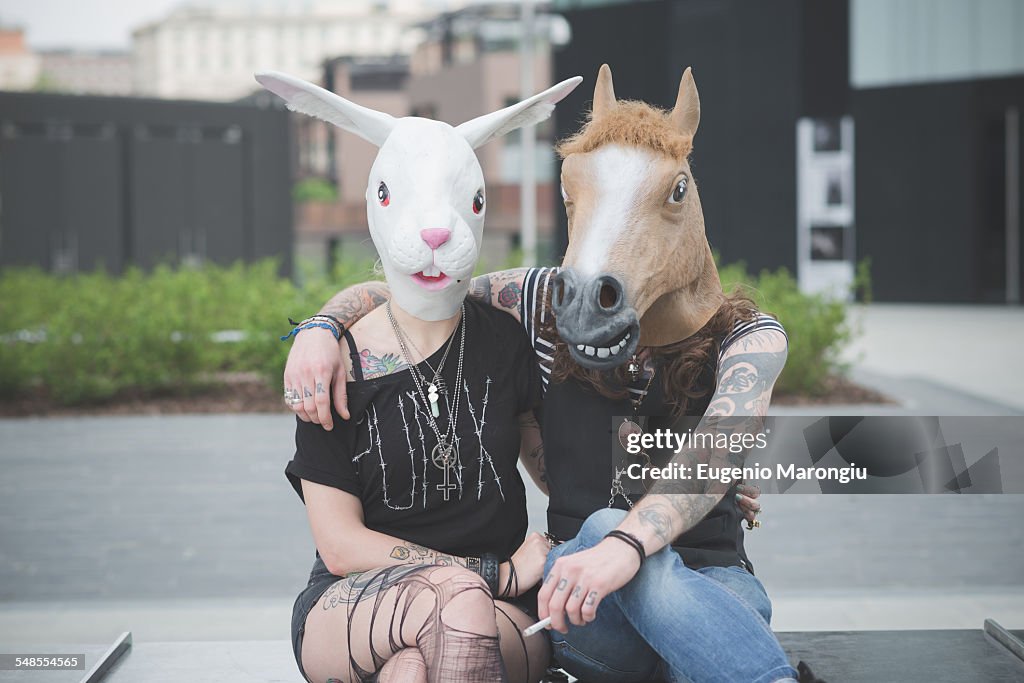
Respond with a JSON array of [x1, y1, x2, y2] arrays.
[[544, 509, 797, 683]]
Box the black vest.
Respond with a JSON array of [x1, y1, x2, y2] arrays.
[[542, 356, 754, 573]]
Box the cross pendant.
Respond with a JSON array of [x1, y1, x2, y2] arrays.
[[436, 465, 457, 501]]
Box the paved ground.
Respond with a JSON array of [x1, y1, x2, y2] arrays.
[[1, 413, 1022, 649], [841, 304, 1024, 413], [1, 303, 1023, 652]]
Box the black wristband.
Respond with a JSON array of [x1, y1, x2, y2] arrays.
[[604, 530, 646, 569], [481, 552, 500, 596]]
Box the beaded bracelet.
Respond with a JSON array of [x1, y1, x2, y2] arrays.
[[279, 321, 341, 342], [280, 315, 344, 342]]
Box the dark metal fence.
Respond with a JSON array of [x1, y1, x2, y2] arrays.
[[0, 91, 292, 275]]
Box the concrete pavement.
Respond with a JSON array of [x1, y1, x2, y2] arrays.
[[1, 414, 1023, 648], [842, 304, 1024, 413]]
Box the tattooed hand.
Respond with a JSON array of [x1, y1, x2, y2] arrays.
[[283, 281, 389, 428], [537, 538, 640, 632]]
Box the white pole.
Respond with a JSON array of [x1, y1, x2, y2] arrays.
[[1006, 107, 1020, 305], [519, 0, 537, 266]]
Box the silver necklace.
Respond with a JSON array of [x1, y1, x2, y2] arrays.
[[390, 315, 458, 416], [386, 302, 466, 501]]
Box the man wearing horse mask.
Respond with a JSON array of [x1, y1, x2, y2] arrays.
[[279, 66, 811, 683]]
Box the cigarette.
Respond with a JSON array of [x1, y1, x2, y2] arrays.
[[522, 617, 551, 636]]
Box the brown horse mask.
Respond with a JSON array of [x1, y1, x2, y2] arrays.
[[552, 64, 723, 370]]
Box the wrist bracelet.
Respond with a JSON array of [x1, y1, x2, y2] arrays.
[[604, 530, 646, 569], [465, 556, 481, 574], [500, 558, 518, 599], [280, 315, 345, 342], [481, 553, 500, 596]]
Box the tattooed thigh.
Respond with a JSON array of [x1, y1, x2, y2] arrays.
[[300, 565, 424, 683]]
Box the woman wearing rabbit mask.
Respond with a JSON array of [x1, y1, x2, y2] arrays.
[[256, 71, 582, 683]]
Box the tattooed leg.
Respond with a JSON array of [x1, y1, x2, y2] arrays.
[[300, 565, 507, 683]]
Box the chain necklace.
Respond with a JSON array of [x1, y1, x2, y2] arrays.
[[386, 301, 466, 501], [391, 315, 458, 416], [609, 351, 657, 509]]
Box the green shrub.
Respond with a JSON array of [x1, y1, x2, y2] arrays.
[[718, 262, 857, 396], [0, 257, 861, 403], [0, 259, 379, 405], [292, 177, 338, 203]]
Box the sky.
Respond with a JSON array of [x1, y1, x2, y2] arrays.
[[0, 0, 475, 50], [0, 0, 183, 49]]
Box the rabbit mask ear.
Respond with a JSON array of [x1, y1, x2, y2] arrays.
[[255, 70, 395, 146], [455, 76, 582, 149]]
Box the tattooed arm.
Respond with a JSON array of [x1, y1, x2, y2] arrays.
[[284, 271, 529, 428], [538, 327, 787, 631], [318, 280, 391, 325], [468, 268, 530, 322], [615, 327, 788, 553], [283, 281, 390, 429], [302, 479, 477, 573], [301, 479, 544, 596], [518, 410, 548, 495]]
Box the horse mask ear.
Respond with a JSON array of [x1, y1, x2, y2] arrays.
[[455, 76, 583, 149], [669, 67, 700, 138], [591, 63, 617, 120], [254, 70, 395, 146]]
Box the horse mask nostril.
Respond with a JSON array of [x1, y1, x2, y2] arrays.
[[596, 276, 624, 312], [598, 283, 619, 310], [552, 271, 577, 312]]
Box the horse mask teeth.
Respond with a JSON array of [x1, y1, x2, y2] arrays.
[[554, 65, 724, 366], [254, 70, 581, 321]]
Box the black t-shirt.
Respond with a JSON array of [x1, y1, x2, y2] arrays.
[[285, 299, 540, 562]]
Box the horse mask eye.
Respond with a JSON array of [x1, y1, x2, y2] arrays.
[[668, 178, 687, 204]]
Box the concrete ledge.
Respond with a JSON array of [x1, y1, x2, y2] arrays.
[[7, 627, 1023, 683]]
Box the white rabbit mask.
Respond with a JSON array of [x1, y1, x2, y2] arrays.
[[255, 71, 582, 320]]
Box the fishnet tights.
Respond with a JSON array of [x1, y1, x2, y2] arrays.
[[301, 564, 541, 683]]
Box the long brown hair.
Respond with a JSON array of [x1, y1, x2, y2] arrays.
[[539, 284, 758, 416]]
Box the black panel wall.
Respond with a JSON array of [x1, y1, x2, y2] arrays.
[[0, 91, 292, 275], [553, 0, 849, 275], [852, 76, 1024, 303]]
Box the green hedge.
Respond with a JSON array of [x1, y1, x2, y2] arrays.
[[719, 262, 862, 396], [0, 260, 378, 404], [0, 259, 861, 404]]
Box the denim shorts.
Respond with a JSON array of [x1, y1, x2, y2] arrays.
[[290, 555, 340, 683]]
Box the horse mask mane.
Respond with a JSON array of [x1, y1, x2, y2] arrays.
[[552, 64, 723, 370], [255, 70, 582, 321]]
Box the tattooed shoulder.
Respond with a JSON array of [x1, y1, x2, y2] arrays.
[[359, 348, 408, 379]]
